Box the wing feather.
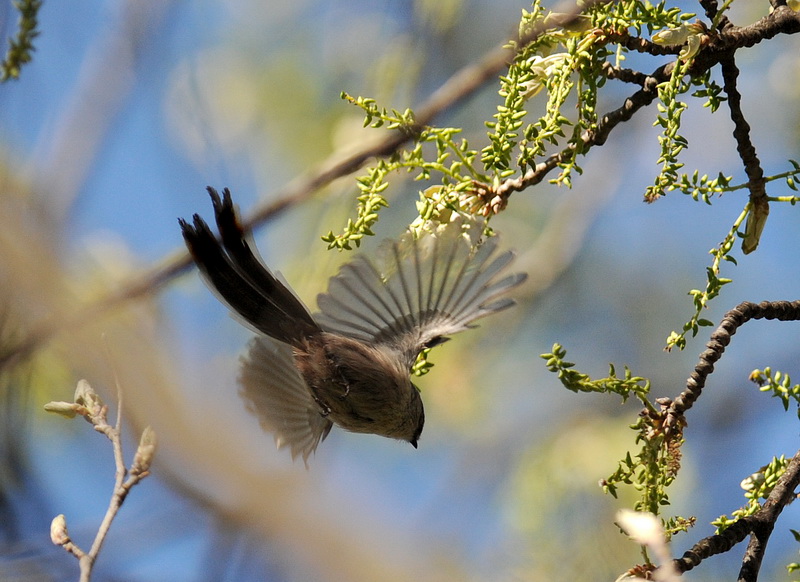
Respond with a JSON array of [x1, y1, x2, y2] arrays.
[[239, 337, 332, 465], [315, 220, 526, 369]]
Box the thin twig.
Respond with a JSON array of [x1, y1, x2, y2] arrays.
[[47, 380, 156, 581], [720, 55, 765, 201]]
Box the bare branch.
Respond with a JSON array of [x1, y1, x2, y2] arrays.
[[720, 55, 765, 202], [693, 5, 800, 63]]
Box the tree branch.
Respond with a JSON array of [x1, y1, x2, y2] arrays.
[[667, 300, 800, 430], [493, 63, 669, 198], [720, 55, 765, 201], [693, 5, 800, 68], [737, 449, 800, 581], [670, 448, 800, 578]]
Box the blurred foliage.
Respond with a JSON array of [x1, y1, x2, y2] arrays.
[[501, 416, 645, 580], [1, 0, 40, 82]]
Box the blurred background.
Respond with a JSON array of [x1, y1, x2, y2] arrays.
[[1, 0, 799, 580]]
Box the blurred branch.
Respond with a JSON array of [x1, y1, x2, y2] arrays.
[[0, 0, 596, 373], [243, 0, 601, 232], [34, 0, 174, 221], [45, 379, 157, 582]]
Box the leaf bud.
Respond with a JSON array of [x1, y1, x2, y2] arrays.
[[50, 514, 70, 546], [73, 379, 104, 411], [43, 401, 80, 419], [131, 426, 157, 476]]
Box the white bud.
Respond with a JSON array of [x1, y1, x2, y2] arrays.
[[652, 22, 705, 60], [50, 514, 70, 545]]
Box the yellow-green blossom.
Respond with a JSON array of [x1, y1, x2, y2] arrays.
[[652, 22, 705, 61]]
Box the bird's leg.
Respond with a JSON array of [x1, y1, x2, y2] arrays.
[[336, 368, 351, 399], [324, 348, 352, 399], [312, 394, 332, 416]]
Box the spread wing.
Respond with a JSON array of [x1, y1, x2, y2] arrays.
[[239, 337, 332, 465], [314, 220, 527, 370]]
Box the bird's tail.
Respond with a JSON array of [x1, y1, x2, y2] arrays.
[[179, 187, 320, 346]]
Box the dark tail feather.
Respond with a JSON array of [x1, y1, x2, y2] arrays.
[[180, 193, 319, 346], [206, 187, 318, 331]]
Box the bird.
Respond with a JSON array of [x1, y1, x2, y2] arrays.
[[179, 187, 526, 463]]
